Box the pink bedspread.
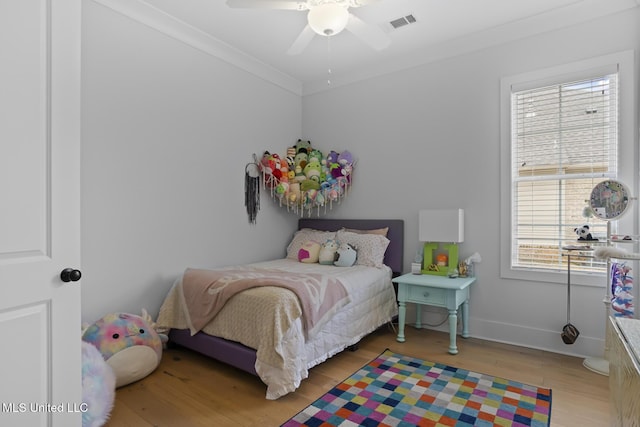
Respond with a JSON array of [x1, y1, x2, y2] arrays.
[[181, 267, 350, 339]]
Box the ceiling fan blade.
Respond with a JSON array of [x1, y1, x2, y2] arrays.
[[287, 24, 315, 55], [345, 12, 390, 51], [348, 0, 382, 7], [225, 0, 308, 10]]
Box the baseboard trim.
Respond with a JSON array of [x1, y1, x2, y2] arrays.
[[409, 305, 605, 359]]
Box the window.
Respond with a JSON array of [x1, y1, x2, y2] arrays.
[[512, 75, 617, 274], [500, 52, 635, 285]]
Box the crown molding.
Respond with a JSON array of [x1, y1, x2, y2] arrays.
[[90, 0, 303, 96], [89, 0, 638, 97]]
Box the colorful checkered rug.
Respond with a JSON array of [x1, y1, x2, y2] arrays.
[[282, 349, 551, 427]]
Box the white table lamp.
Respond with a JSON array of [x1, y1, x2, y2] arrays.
[[419, 209, 464, 275]]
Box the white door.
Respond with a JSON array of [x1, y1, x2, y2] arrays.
[[0, 0, 81, 426]]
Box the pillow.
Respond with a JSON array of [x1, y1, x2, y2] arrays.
[[298, 241, 321, 263], [286, 228, 336, 260], [342, 226, 389, 237], [336, 230, 390, 268]]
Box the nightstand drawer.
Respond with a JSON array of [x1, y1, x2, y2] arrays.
[[408, 286, 446, 305]]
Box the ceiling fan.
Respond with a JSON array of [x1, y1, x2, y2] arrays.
[[225, 0, 391, 55]]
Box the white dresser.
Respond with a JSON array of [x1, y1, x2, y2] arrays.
[[609, 316, 640, 426]]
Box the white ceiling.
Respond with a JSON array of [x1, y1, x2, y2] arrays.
[[105, 0, 639, 94]]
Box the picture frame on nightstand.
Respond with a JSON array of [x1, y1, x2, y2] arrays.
[[422, 242, 459, 276]]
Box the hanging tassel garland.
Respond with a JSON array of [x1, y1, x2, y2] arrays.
[[245, 162, 260, 224]]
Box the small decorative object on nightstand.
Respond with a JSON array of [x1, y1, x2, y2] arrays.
[[392, 273, 475, 355], [411, 262, 421, 274]]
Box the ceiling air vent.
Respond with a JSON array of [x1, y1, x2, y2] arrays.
[[389, 14, 416, 30]]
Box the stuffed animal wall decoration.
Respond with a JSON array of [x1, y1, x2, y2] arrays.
[[574, 224, 598, 241], [81, 341, 116, 427], [334, 243, 358, 267], [319, 239, 339, 265], [257, 139, 355, 217], [82, 309, 167, 388]]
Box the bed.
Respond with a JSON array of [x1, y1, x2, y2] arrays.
[[156, 218, 404, 399]]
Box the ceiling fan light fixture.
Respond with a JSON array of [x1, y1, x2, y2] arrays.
[[308, 3, 349, 36]]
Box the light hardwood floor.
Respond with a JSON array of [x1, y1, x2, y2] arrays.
[[104, 325, 609, 426]]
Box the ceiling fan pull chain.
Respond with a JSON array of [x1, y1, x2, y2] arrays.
[[327, 35, 332, 86]]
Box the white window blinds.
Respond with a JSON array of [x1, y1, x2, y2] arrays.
[[510, 72, 618, 273]]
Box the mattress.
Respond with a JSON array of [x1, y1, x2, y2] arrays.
[[156, 258, 398, 399]]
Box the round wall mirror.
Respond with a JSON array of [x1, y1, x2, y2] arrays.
[[589, 180, 631, 221]]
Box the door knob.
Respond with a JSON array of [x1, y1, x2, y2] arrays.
[[60, 268, 82, 283]]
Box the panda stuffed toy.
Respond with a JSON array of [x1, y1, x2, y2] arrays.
[[574, 225, 598, 241]]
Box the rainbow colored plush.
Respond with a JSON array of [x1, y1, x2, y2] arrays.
[[83, 312, 164, 388], [82, 341, 115, 427]]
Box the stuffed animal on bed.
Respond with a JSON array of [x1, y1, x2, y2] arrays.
[[298, 240, 321, 263], [82, 309, 167, 388], [319, 239, 339, 265], [334, 243, 357, 267]]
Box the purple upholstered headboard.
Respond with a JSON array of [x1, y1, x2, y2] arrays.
[[298, 218, 404, 276]]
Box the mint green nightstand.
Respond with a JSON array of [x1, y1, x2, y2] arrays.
[[392, 273, 475, 354]]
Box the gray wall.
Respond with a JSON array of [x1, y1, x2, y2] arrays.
[[81, 1, 300, 321], [81, 0, 639, 359], [301, 9, 640, 357]]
